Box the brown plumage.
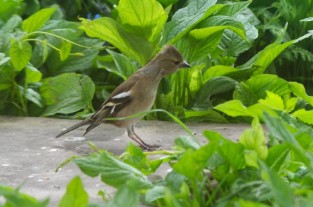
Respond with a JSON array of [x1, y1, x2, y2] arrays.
[[56, 45, 190, 150]]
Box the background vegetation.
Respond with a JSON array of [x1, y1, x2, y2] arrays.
[[1, 0, 313, 206]]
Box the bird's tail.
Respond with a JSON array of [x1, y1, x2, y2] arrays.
[[55, 118, 92, 138]]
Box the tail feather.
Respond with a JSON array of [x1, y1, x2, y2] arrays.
[[55, 119, 92, 138]]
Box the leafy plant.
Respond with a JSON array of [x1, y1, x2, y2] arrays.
[[0, 4, 103, 116]]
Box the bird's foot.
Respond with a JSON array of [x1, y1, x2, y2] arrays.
[[140, 144, 160, 151]]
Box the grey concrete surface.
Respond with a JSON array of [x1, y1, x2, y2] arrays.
[[0, 116, 250, 206]]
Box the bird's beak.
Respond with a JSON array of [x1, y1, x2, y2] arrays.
[[180, 61, 191, 68]]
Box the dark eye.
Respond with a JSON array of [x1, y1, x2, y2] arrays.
[[174, 60, 180, 65]]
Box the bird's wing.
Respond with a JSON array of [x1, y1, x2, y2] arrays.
[[84, 75, 139, 135]]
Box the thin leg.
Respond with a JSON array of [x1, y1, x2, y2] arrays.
[[127, 125, 160, 151]]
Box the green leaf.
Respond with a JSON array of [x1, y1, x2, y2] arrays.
[[107, 184, 139, 207], [40, 73, 95, 116], [47, 38, 102, 73], [123, 143, 162, 174], [145, 186, 166, 203], [173, 143, 217, 179], [74, 151, 152, 189], [116, 0, 168, 42], [25, 65, 42, 84], [0, 184, 49, 207], [22, 7, 57, 33], [233, 74, 290, 106], [216, 1, 251, 16], [0, 65, 15, 90], [194, 76, 237, 109], [180, 24, 246, 62], [58, 176, 88, 207], [161, 0, 220, 45], [266, 143, 289, 171], [0, 0, 23, 21], [218, 12, 258, 56], [215, 99, 254, 118], [59, 41, 72, 61], [239, 41, 294, 75], [20, 86, 43, 108], [258, 91, 285, 111], [79, 17, 154, 65], [260, 161, 294, 207], [107, 50, 137, 80], [264, 113, 313, 171], [239, 119, 268, 167], [292, 109, 313, 125], [10, 39, 32, 71], [289, 81, 313, 106]]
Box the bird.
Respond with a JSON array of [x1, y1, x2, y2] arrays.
[[56, 45, 190, 150]]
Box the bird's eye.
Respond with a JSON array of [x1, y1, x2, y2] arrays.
[[174, 60, 180, 65]]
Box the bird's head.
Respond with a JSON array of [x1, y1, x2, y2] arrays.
[[155, 45, 190, 76]]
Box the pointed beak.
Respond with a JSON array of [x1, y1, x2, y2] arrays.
[[180, 61, 191, 68]]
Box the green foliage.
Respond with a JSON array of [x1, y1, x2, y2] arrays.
[[0, 5, 102, 116], [0, 184, 49, 207], [58, 176, 88, 207], [36, 112, 311, 206]]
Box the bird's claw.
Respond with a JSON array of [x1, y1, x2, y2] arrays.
[[140, 144, 160, 151]]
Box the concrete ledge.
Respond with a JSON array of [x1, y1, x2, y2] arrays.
[[0, 116, 250, 206]]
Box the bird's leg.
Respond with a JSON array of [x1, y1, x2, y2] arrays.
[[127, 125, 160, 151]]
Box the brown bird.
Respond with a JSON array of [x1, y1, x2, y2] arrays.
[[56, 45, 190, 150]]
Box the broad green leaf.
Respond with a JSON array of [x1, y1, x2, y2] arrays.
[[239, 119, 268, 167], [173, 143, 217, 179], [25, 65, 42, 83], [58, 176, 88, 207], [266, 143, 290, 171], [260, 161, 294, 207], [239, 41, 294, 75], [233, 74, 290, 106], [107, 50, 137, 80], [218, 138, 245, 169], [216, 1, 251, 16], [180, 25, 246, 62], [259, 91, 284, 111], [47, 38, 102, 73], [79, 17, 154, 65], [289, 81, 313, 106], [107, 184, 139, 207], [0, 0, 23, 21], [74, 151, 152, 189], [220, 11, 258, 56], [22, 7, 56, 33], [0, 15, 22, 52], [145, 186, 166, 203], [203, 65, 237, 81], [40, 73, 95, 116], [10, 39, 32, 71], [0, 65, 14, 90], [215, 99, 254, 118], [19, 86, 42, 107], [194, 76, 237, 109], [292, 109, 313, 125], [59, 41, 72, 61], [116, 0, 168, 42], [285, 97, 298, 113], [203, 65, 257, 81], [161, 0, 220, 45], [0, 184, 49, 207], [123, 143, 162, 174]]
